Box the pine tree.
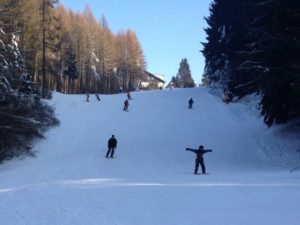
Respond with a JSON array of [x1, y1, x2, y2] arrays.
[[202, 0, 300, 126], [202, 0, 254, 95], [247, 0, 300, 126], [175, 58, 194, 88], [63, 45, 79, 93], [202, 0, 228, 88]]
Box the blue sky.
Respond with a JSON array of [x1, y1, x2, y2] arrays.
[[59, 0, 212, 84]]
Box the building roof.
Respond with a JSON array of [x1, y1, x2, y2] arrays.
[[144, 71, 165, 83]]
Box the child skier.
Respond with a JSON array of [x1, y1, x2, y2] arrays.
[[186, 145, 212, 174], [123, 99, 129, 111], [127, 91, 132, 100]]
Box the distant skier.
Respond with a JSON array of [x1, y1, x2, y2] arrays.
[[127, 91, 132, 100], [106, 135, 117, 158], [96, 93, 101, 101], [224, 92, 228, 104], [223, 91, 233, 104], [123, 99, 129, 111], [86, 92, 89, 102], [188, 98, 194, 108], [186, 145, 212, 174]]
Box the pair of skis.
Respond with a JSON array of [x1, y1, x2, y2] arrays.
[[194, 173, 209, 175]]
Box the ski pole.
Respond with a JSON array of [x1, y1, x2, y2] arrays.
[[290, 165, 300, 173], [291, 149, 300, 172]]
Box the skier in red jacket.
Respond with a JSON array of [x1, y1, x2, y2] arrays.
[[186, 145, 212, 174], [127, 92, 132, 100]]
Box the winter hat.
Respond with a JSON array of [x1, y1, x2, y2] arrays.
[[199, 145, 204, 149]]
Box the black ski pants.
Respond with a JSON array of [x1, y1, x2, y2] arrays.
[[195, 157, 205, 173], [106, 147, 115, 158]]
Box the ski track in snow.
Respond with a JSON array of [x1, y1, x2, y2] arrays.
[[0, 87, 300, 225]]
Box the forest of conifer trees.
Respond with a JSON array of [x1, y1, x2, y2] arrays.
[[202, 0, 300, 126]]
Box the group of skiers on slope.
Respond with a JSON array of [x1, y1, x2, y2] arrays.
[[105, 134, 212, 174], [84, 91, 212, 112], [85, 93, 101, 102], [189, 91, 232, 108], [104, 95, 214, 174], [123, 92, 131, 111], [84, 90, 132, 111], [98, 92, 214, 174], [188, 98, 215, 174], [126, 93, 196, 112]]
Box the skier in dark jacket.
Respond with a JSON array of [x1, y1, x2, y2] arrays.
[[186, 145, 212, 174], [106, 135, 117, 158], [96, 93, 101, 101], [123, 99, 129, 111], [188, 98, 194, 108]]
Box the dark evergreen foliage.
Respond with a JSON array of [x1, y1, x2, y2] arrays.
[[202, 0, 300, 126], [63, 46, 79, 83], [0, 7, 59, 162], [175, 58, 194, 88]]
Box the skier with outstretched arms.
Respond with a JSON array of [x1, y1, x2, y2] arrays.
[[186, 145, 212, 174]]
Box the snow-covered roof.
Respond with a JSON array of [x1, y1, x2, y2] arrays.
[[145, 71, 165, 83]]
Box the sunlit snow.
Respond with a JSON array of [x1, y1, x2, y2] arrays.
[[1, 87, 299, 225]]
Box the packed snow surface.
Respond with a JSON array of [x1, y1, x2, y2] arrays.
[[1, 87, 300, 225]]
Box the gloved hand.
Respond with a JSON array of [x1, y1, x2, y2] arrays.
[[186, 148, 188, 150]]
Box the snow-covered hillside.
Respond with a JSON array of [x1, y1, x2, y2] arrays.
[[1, 87, 300, 225]]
